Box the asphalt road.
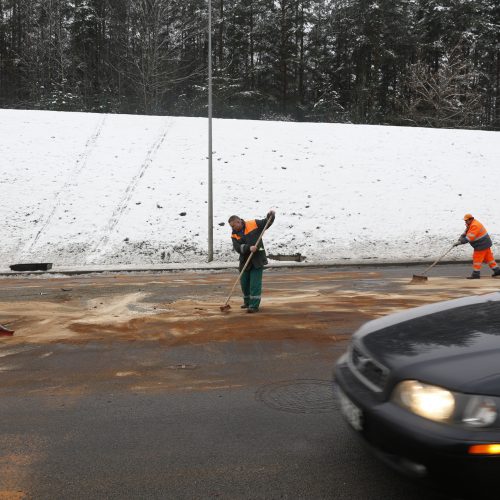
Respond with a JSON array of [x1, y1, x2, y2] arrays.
[[0, 264, 497, 499]]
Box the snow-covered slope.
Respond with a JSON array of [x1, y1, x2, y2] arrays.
[[1, 109, 498, 268]]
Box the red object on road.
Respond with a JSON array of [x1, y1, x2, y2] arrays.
[[0, 324, 14, 336]]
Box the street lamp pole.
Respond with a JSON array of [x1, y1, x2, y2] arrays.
[[207, 0, 214, 262]]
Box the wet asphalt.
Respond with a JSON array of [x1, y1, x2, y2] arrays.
[[0, 263, 492, 499]]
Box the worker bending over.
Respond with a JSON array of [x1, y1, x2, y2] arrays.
[[228, 210, 275, 313]]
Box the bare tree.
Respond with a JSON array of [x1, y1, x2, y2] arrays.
[[118, 0, 204, 114], [401, 43, 484, 128]]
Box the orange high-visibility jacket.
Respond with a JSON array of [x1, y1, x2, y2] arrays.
[[231, 214, 275, 270], [461, 219, 492, 250]]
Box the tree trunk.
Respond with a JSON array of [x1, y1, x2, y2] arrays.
[[218, 0, 224, 69]]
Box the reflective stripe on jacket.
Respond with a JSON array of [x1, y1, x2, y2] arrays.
[[465, 219, 492, 250]]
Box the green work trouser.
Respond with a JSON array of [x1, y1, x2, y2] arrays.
[[240, 267, 263, 309]]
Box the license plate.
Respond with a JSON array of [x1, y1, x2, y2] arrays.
[[338, 387, 363, 431]]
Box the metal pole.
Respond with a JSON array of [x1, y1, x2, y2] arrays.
[[207, 0, 214, 262]]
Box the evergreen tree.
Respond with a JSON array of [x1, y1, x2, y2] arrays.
[[0, 0, 497, 129]]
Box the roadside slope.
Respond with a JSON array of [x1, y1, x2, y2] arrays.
[[1, 109, 498, 268]]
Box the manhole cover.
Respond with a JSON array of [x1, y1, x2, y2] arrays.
[[255, 379, 338, 414]]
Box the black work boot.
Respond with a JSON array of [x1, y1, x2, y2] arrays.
[[241, 304, 249, 309], [467, 271, 480, 280], [492, 268, 500, 278]]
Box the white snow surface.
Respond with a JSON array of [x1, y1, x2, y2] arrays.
[[1, 109, 499, 270]]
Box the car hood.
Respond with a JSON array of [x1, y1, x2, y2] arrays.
[[353, 292, 500, 395]]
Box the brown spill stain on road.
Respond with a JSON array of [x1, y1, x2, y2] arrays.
[[0, 269, 498, 495], [0, 434, 47, 500], [0, 269, 498, 399], [0, 270, 498, 347]]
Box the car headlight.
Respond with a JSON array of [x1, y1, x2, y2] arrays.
[[392, 380, 455, 422], [392, 380, 499, 428], [462, 396, 497, 427]]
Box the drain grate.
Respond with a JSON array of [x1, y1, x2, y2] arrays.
[[255, 379, 338, 414]]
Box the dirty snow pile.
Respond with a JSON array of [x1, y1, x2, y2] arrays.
[[1, 109, 499, 270]]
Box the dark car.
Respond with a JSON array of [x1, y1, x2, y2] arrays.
[[334, 292, 500, 485]]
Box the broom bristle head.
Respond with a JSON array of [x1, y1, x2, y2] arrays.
[[410, 275, 428, 284]]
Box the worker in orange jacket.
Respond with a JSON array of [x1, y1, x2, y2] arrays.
[[229, 210, 275, 312], [454, 214, 500, 279]]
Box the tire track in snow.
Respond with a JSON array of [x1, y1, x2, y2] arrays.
[[24, 116, 106, 253], [88, 118, 171, 262]]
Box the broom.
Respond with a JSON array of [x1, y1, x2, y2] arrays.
[[410, 244, 456, 284]]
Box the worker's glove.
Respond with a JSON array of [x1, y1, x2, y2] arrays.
[[452, 241, 461, 247], [458, 235, 468, 244]]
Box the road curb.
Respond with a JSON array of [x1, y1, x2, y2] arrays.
[[0, 260, 472, 277]]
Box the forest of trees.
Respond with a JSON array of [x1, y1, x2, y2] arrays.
[[0, 0, 498, 129]]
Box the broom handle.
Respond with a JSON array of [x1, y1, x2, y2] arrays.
[[222, 216, 274, 307], [421, 244, 455, 275]]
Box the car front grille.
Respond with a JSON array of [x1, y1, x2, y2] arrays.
[[349, 345, 389, 393]]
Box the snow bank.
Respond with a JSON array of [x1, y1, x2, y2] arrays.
[[1, 109, 498, 269]]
